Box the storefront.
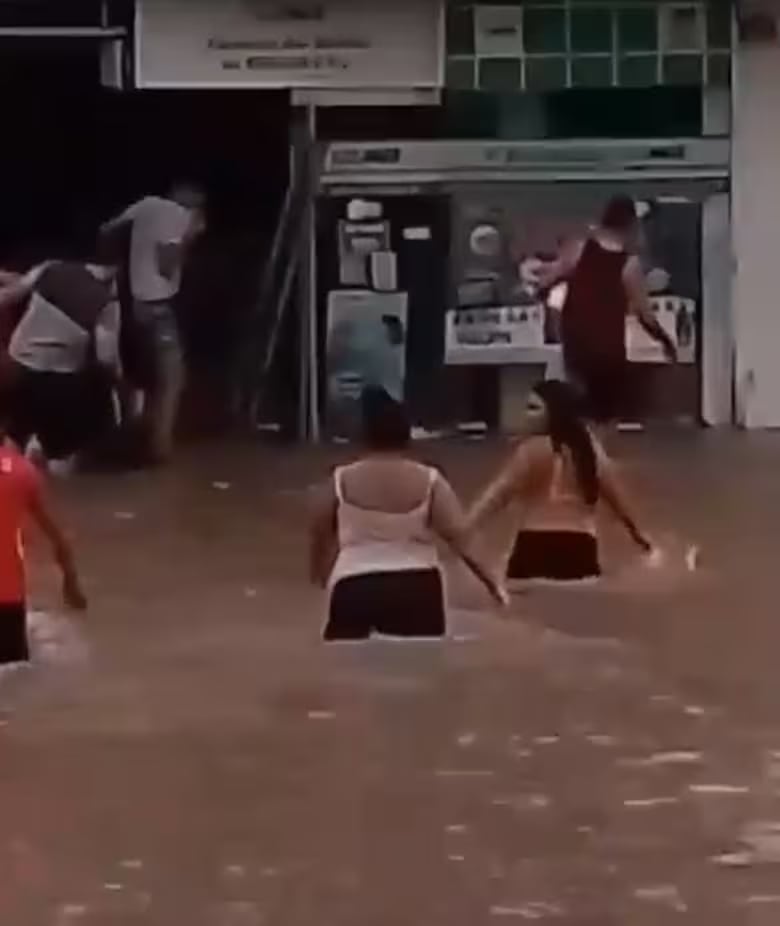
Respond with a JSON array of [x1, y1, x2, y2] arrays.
[[130, 0, 780, 435], [315, 137, 730, 435], [732, 3, 780, 428]]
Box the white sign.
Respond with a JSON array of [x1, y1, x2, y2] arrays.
[[445, 297, 696, 367], [445, 305, 546, 365], [626, 296, 696, 364], [136, 0, 444, 89], [474, 6, 524, 57]]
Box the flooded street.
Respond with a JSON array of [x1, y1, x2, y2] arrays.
[[4, 432, 780, 924]]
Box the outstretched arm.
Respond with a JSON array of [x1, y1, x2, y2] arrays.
[[623, 257, 677, 362], [100, 200, 142, 240], [309, 480, 339, 588], [0, 273, 35, 313], [28, 486, 87, 610], [430, 475, 508, 606], [594, 440, 653, 552], [535, 238, 584, 291]]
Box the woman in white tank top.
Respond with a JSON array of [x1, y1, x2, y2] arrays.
[[310, 388, 506, 641], [467, 380, 654, 582]]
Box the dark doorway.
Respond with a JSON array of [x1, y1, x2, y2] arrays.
[[0, 38, 292, 435]]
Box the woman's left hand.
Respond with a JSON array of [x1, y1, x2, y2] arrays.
[[487, 575, 510, 608], [643, 546, 665, 569]]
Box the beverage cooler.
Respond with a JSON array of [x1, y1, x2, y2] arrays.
[[316, 193, 452, 436], [314, 138, 731, 437]]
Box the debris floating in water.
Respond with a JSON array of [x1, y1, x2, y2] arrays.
[[492, 794, 551, 811], [212, 481, 232, 491], [489, 900, 566, 917], [685, 545, 700, 571], [307, 710, 336, 721], [740, 821, 780, 863], [457, 732, 477, 748], [436, 768, 495, 778], [620, 751, 703, 768], [624, 796, 680, 809], [57, 904, 89, 919], [689, 783, 750, 796], [633, 884, 688, 912], [587, 734, 618, 747], [645, 547, 665, 569], [711, 851, 753, 868]]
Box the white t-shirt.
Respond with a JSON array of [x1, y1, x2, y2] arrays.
[[8, 264, 120, 374], [121, 196, 194, 302]]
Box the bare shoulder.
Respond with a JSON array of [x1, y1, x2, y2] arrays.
[[564, 237, 586, 262], [622, 253, 644, 279], [512, 435, 551, 468]]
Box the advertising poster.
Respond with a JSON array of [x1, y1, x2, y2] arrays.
[[337, 220, 390, 287], [325, 290, 408, 435], [447, 189, 700, 366]]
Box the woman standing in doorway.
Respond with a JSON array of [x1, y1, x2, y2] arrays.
[[466, 380, 654, 582], [310, 387, 506, 641]]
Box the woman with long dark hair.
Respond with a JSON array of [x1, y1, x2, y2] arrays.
[[310, 387, 506, 641], [467, 380, 654, 581]]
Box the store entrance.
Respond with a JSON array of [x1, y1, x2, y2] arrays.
[[447, 179, 731, 429], [0, 40, 291, 434]]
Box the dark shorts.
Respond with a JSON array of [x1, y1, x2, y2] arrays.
[[132, 300, 184, 392], [564, 354, 629, 423], [508, 531, 601, 582], [0, 603, 29, 665], [6, 365, 111, 460], [326, 569, 445, 641]]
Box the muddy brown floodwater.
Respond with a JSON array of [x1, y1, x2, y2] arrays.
[[4, 432, 780, 925]]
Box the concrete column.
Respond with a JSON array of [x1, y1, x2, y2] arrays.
[[732, 33, 780, 427]]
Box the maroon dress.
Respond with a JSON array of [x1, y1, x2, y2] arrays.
[[561, 237, 630, 422]]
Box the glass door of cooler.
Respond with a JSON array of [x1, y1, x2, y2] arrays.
[[316, 194, 450, 436]]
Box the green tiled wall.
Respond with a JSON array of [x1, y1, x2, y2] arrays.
[[446, 1, 732, 91]]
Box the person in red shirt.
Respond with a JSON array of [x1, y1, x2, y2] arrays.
[[0, 434, 86, 665]]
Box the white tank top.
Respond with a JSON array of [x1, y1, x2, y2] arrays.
[[329, 463, 440, 587]]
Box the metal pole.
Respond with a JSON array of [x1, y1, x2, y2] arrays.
[[295, 102, 319, 442], [306, 102, 320, 443], [294, 108, 309, 441]]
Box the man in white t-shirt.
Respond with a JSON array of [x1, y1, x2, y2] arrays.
[[101, 181, 205, 462], [0, 257, 121, 473]]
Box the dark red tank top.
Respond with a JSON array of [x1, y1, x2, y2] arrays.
[[561, 237, 629, 366]]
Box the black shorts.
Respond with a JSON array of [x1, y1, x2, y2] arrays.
[[6, 365, 112, 459], [0, 603, 29, 665], [508, 531, 601, 581], [565, 355, 629, 423], [326, 569, 445, 641]]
